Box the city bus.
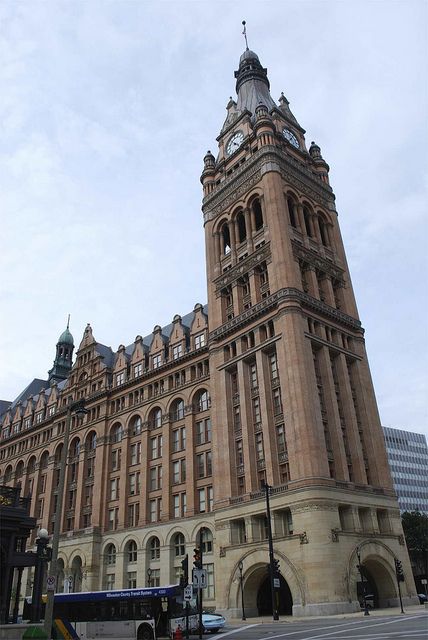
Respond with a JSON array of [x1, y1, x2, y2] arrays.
[[24, 585, 198, 639]]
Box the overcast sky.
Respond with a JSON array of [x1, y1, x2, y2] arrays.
[[0, 0, 427, 438]]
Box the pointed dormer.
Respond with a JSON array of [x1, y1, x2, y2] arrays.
[[48, 320, 74, 384]]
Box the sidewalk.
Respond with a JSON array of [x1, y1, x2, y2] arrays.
[[226, 604, 427, 625]]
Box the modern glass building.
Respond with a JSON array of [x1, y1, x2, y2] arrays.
[[383, 427, 428, 514]]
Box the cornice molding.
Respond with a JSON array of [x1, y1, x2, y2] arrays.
[[209, 287, 361, 341], [214, 243, 271, 292], [291, 241, 345, 282]]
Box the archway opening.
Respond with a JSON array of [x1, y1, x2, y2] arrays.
[[256, 574, 293, 616], [356, 556, 397, 609]]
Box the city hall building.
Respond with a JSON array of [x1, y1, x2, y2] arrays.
[[0, 47, 417, 617]]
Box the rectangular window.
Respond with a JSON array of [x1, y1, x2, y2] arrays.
[[256, 433, 264, 460], [36, 412, 43, 424], [110, 478, 119, 500], [198, 488, 206, 513], [196, 418, 211, 445], [150, 498, 162, 523], [150, 435, 163, 460], [249, 363, 258, 389], [172, 427, 186, 452], [116, 372, 125, 386], [108, 507, 119, 530], [270, 352, 278, 380], [84, 484, 93, 506], [195, 333, 206, 349], [150, 466, 162, 491], [134, 363, 143, 378], [106, 574, 115, 591], [48, 405, 56, 417], [173, 492, 187, 518], [172, 459, 186, 484], [173, 344, 183, 360], [129, 472, 141, 496], [196, 451, 212, 478], [252, 397, 261, 424], [111, 449, 121, 471], [128, 502, 140, 527], [273, 388, 282, 415], [86, 457, 95, 478], [152, 354, 161, 369], [128, 571, 137, 589], [276, 424, 287, 453], [130, 442, 141, 465], [204, 562, 215, 599], [236, 440, 244, 466]]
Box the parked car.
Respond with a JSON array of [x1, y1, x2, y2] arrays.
[[417, 593, 427, 604], [202, 612, 226, 633]]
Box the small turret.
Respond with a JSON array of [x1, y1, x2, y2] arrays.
[[48, 318, 74, 384], [200, 150, 216, 196], [309, 141, 330, 184]]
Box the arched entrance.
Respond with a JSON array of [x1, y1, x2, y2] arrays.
[[257, 574, 293, 615], [351, 544, 399, 609], [239, 563, 294, 617]]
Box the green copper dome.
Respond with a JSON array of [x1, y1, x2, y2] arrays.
[[58, 327, 74, 345]]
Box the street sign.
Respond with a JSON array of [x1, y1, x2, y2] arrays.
[[46, 575, 56, 592], [421, 579, 427, 585], [192, 568, 207, 589], [184, 585, 193, 601], [273, 577, 280, 589]]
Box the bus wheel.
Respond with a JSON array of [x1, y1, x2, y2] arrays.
[[137, 624, 154, 640]]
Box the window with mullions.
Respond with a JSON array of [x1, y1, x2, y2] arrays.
[[174, 532, 186, 556], [196, 418, 211, 445]]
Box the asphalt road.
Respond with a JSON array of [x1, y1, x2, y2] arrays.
[[215, 612, 428, 640]]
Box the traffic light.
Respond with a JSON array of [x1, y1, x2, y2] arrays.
[[193, 547, 202, 569], [273, 558, 281, 576], [180, 554, 189, 586], [395, 558, 404, 582]]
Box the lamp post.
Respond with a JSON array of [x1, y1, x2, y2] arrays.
[[261, 480, 279, 621], [43, 400, 88, 637], [356, 546, 370, 616], [31, 528, 51, 622], [147, 568, 152, 588], [238, 560, 246, 621]]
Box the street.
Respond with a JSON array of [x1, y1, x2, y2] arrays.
[[216, 612, 428, 640]]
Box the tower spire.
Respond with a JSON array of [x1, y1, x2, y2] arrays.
[[242, 20, 249, 50]]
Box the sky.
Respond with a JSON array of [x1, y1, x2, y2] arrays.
[[0, 0, 427, 438]]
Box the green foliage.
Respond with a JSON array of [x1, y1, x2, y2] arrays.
[[401, 511, 428, 553]]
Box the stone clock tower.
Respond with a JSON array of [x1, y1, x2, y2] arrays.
[[201, 48, 416, 615]]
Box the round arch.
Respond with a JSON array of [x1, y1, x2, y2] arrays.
[[347, 541, 402, 608], [225, 549, 304, 618]]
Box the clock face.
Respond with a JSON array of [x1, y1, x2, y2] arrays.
[[283, 128, 299, 148], [226, 131, 244, 155]]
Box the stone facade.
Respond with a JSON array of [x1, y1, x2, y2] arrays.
[[0, 48, 418, 617]]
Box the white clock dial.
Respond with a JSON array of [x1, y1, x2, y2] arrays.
[[226, 131, 244, 155], [282, 128, 299, 148]]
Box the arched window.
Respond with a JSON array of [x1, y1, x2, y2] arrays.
[[4, 465, 12, 483], [54, 444, 63, 465], [70, 438, 80, 457], [221, 223, 231, 255], [318, 215, 329, 246], [127, 540, 138, 563], [130, 415, 142, 436], [171, 399, 184, 421], [150, 536, 160, 560], [149, 408, 162, 429], [40, 451, 49, 469], [15, 460, 24, 480], [195, 389, 210, 412], [287, 197, 297, 228], [174, 533, 186, 557], [111, 423, 123, 443], [200, 528, 213, 554], [105, 544, 116, 565], [303, 207, 312, 237], [27, 456, 36, 474], [236, 211, 247, 243], [87, 431, 97, 450], [252, 198, 263, 231]]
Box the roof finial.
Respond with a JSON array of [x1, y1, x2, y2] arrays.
[[67, 314, 70, 330], [242, 20, 249, 50]]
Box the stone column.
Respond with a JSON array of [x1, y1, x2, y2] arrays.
[[237, 359, 258, 493]]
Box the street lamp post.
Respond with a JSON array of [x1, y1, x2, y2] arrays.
[[356, 546, 370, 616], [262, 480, 279, 621], [31, 528, 51, 622], [43, 400, 88, 638], [238, 560, 246, 621], [147, 568, 152, 588]]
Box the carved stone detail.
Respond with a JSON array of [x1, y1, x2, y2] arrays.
[[299, 531, 309, 544], [291, 501, 339, 514], [292, 241, 345, 282], [214, 244, 272, 291], [331, 529, 340, 542]]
